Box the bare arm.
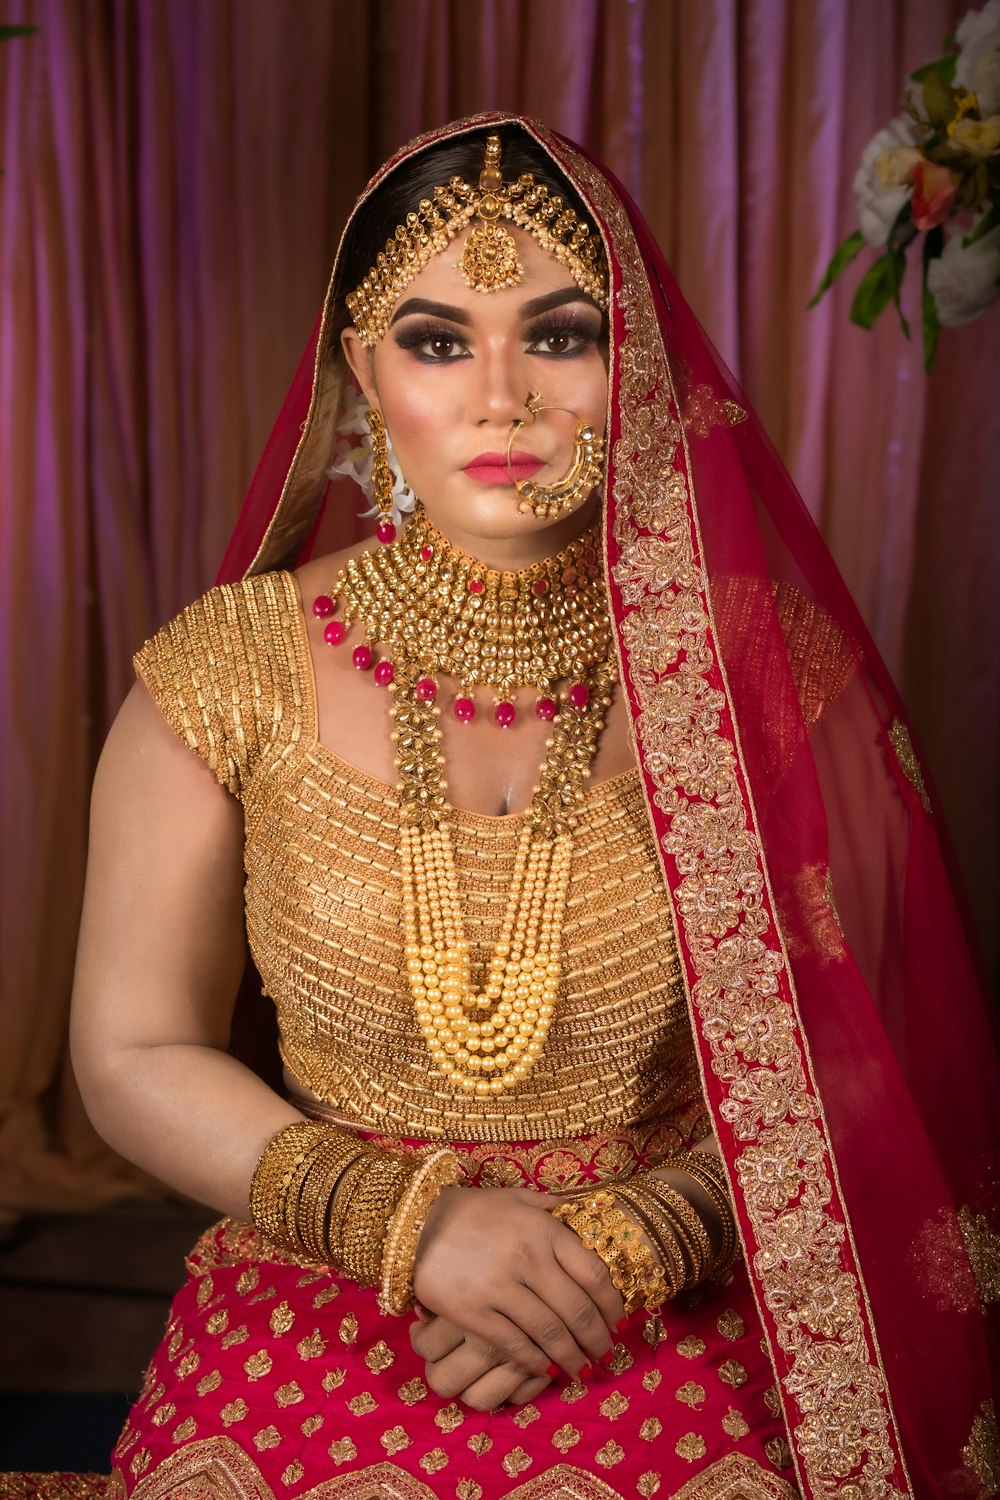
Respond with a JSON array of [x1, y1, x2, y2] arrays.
[[72, 678, 622, 1390], [70, 681, 302, 1217]]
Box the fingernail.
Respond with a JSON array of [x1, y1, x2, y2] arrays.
[[579, 1361, 592, 1377], [546, 1363, 560, 1378], [616, 1317, 628, 1333]]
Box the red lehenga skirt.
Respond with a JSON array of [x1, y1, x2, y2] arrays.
[[104, 1131, 798, 1500]]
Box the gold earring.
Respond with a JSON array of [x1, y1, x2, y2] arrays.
[[507, 394, 605, 519], [366, 408, 397, 543]]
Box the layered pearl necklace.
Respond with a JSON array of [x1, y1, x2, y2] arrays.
[[314, 511, 616, 1096]]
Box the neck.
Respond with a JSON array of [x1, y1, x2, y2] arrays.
[[418, 495, 601, 572]]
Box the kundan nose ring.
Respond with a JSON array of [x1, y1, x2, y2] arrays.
[[507, 392, 606, 519]]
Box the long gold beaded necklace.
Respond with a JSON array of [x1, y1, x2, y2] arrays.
[[313, 510, 616, 1097]]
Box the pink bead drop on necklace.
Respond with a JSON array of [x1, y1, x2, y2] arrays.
[[324, 620, 347, 646], [532, 579, 548, 597], [420, 545, 434, 562], [454, 697, 476, 723], [352, 644, 373, 671], [468, 578, 484, 595], [374, 660, 395, 687], [536, 697, 557, 721], [567, 682, 590, 709], [312, 594, 335, 618], [494, 701, 516, 729], [416, 677, 438, 702], [376, 521, 397, 545]]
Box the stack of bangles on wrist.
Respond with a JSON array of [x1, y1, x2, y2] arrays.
[[248, 1122, 462, 1315], [550, 1151, 738, 1314]]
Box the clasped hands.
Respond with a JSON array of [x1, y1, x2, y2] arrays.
[[409, 1184, 625, 1412]]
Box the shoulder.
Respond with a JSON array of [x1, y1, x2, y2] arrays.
[[133, 571, 309, 796]]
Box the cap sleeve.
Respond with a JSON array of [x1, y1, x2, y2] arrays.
[[133, 571, 310, 798]]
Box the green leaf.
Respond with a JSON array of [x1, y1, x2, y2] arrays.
[[887, 248, 911, 340], [910, 54, 957, 84], [887, 199, 917, 255], [807, 230, 866, 308], [964, 199, 1000, 246], [921, 231, 943, 372], [849, 253, 897, 330], [923, 71, 958, 127], [0, 24, 38, 40]]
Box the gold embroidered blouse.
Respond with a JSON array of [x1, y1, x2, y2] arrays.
[[135, 572, 703, 1146]]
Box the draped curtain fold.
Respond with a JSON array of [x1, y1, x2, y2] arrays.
[[0, 0, 995, 1210]]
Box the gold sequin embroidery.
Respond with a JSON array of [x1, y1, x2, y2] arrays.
[[963, 1400, 1000, 1492], [888, 719, 931, 811], [960, 1205, 1000, 1307]]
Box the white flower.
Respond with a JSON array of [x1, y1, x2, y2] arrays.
[[955, 0, 1000, 115], [927, 217, 1000, 326], [950, 113, 1000, 155], [853, 117, 919, 246]]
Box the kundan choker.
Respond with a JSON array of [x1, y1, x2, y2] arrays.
[[312, 511, 617, 1096]]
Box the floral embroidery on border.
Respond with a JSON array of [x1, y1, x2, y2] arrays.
[[557, 137, 911, 1498]]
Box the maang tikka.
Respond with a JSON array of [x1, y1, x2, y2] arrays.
[[507, 392, 606, 519]]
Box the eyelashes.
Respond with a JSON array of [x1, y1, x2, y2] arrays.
[[391, 312, 604, 361]]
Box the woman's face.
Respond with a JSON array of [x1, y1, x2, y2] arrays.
[[341, 229, 608, 561]]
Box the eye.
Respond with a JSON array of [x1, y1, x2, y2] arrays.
[[525, 319, 601, 358], [392, 323, 469, 361]]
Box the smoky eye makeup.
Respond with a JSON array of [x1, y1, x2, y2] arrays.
[[391, 319, 470, 359]]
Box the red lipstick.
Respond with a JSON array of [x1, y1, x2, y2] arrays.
[[462, 451, 544, 486]]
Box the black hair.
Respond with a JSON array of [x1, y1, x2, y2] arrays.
[[333, 123, 602, 333]]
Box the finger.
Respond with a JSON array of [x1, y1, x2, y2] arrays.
[[490, 1282, 598, 1377], [410, 1315, 466, 1362], [423, 1340, 508, 1401], [549, 1219, 626, 1332], [506, 1372, 553, 1406], [458, 1365, 551, 1413]]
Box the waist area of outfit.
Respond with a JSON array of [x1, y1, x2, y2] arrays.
[[294, 1097, 704, 1191]]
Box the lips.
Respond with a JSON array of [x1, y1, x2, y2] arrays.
[[462, 451, 545, 486]]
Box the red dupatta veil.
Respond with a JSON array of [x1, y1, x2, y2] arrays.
[[216, 115, 999, 1499]]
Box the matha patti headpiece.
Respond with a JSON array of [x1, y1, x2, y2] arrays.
[[346, 134, 608, 348]]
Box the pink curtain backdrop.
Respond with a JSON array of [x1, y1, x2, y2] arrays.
[[0, 0, 996, 1210]]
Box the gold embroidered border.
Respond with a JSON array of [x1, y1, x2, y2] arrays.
[[959, 1205, 1000, 1308], [126, 1435, 275, 1500], [0, 1481, 109, 1500], [557, 143, 910, 1498], [962, 1400, 1000, 1495], [667, 1452, 800, 1498]]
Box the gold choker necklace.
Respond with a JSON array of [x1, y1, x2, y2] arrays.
[[313, 509, 612, 727], [313, 512, 617, 1095]]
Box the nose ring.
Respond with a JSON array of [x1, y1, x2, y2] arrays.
[[506, 392, 605, 519]]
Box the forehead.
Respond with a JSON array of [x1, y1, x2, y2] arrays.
[[394, 228, 583, 317]]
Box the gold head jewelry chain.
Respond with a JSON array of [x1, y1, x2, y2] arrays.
[[312, 511, 617, 1095]]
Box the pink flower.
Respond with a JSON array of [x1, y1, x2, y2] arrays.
[[911, 159, 959, 229]]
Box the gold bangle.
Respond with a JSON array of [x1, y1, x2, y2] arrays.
[[638, 1177, 713, 1285], [249, 1123, 344, 1249], [608, 1181, 685, 1301], [379, 1149, 464, 1316], [552, 1191, 669, 1313], [297, 1135, 366, 1262], [339, 1151, 415, 1287], [662, 1153, 739, 1276]]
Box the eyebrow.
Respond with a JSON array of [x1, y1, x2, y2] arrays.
[[389, 286, 602, 328]]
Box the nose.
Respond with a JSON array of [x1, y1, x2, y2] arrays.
[[469, 345, 531, 429]]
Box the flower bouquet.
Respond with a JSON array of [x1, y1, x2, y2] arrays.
[[811, 1, 1000, 370]]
